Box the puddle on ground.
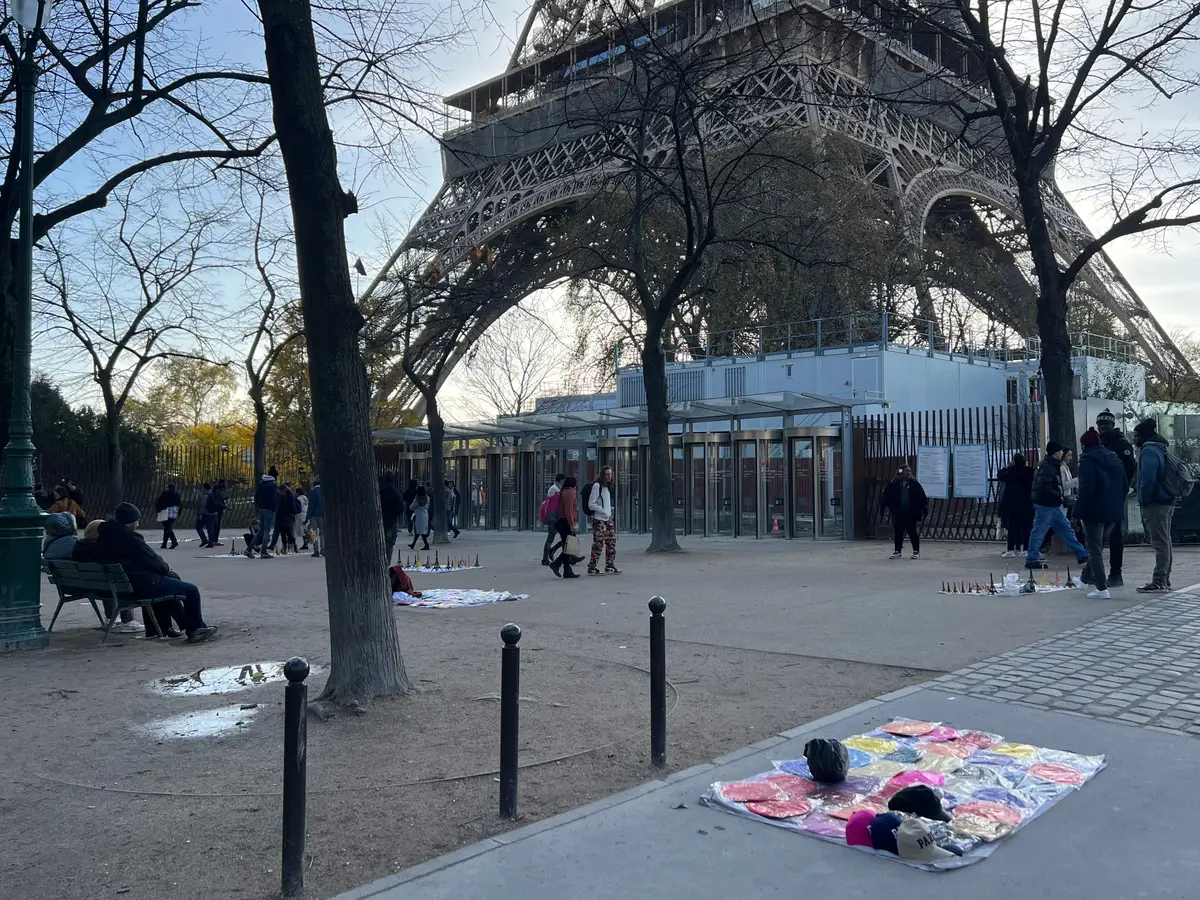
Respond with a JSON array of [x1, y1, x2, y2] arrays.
[[135, 705, 259, 740], [151, 661, 321, 697]]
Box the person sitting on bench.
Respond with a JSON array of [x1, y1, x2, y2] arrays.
[[95, 503, 218, 644]]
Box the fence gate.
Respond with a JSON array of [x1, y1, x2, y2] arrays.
[[853, 405, 1041, 541]]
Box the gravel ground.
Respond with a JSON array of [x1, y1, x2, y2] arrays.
[[5, 529, 1189, 900]]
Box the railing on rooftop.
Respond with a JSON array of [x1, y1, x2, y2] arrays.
[[618, 312, 1138, 369]]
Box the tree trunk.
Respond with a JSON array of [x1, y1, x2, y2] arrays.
[[426, 396, 449, 545], [252, 393, 268, 483], [258, 0, 412, 702], [104, 407, 124, 512], [642, 327, 680, 552]]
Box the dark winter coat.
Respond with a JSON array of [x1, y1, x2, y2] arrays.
[[1031, 456, 1065, 508], [307, 485, 324, 518], [1075, 445, 1127, 523], [380, 480, 405, 528], [254, 475, 279, 512], [275, 493, 297, 527], [207, 485, 226, 515], [42, 512, 78, 560], [880, 478, 928, 521], [1137, 438, 1176, 506], [154, 489, 182, 514], [996, 462, 1035, 521], [94, 520, 171, 595], [1100, 429, 1136, 487]]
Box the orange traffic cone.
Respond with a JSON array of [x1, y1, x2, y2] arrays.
[[770, 515, 781, 536]]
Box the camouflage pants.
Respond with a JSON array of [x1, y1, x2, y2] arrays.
[[589, 519, 616, 570]]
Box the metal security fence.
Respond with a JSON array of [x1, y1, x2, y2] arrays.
[[853, 405, 1042, 541]]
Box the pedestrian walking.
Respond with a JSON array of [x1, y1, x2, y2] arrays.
[[295, 487, 309, 549], [209, 479, 227, 547], [586, 466, 620, 575], [273, 484, 297, 554], [380, 474, 404, 564], [1075, 428, 1127, 598], [244, 466, 280, 558], [997, 453, 1034, 557], [879, 465, 928, 559], [195, 481, 213, 547], [1025, 442, 1088, 569], [540, 473, 565, 566], [550, 476, 581, 578], [408, 485, 431, 552], [154, 483, 182, 549], [307, 476, 324, 557], [402, 477, 418, 534], [444, 479, 460, 538], [1096, 408, 1135, 587], [1133, 418, 1180, 592]]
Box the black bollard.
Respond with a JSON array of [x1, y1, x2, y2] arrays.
[[281, 657, 309, 897], [649, 596, 667, 769], [499, 623, 521, 819]]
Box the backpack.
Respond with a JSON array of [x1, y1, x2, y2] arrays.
[[582, 481, 600, 517], [1160, 450, 1196, 498], [539, 492, 559, 523]]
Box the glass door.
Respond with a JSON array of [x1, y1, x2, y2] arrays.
[[616, 446, 640, 533], [711, 444, 733, 535], [737, 441, 758, 537], [469, 457, 487, 528], [817, 436, 843, 538], [762, 439, 787, 537], [791, 438, 815, 538], [688, 444, 706, 535], [499, 455, 518, 529], [671, 445, 685, 534]]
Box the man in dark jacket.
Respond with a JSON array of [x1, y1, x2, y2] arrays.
[[997, 453, 1035, 556], [1134, 418, 1176, 592], [1096, 409, 1135, 585], [879, 465, 928, 559], [1075, 428, 1127, 598], [401, 478, 418, 534], [245, 467, 280, 559], [1025, 441, 1088, 569], [306, 476, 324, 557], [208, 480, 227, 547], [96, 503, 217, 643], [381, 475, 405, 564]]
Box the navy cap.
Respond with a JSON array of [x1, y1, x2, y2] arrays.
[[869, 812, 903, 854]]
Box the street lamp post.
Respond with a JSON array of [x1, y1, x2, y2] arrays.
[[0, 0, 53, 651]]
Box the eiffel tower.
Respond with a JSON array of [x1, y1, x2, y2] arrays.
[[369, 0, 1193, 411]]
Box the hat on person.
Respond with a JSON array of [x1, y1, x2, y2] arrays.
[[114, 502, 141, 525], [1133, 418, 1158, 438], [1096, 409, 1116, 427], [1045, 440, 1065, 456], [887, 784, 951, 822], [803, 738, 850, 783], [896, 816, 955, 862], [868, 812, 902, 854], [846, 809, 876, 847], [1080, 427, 1102, 448]]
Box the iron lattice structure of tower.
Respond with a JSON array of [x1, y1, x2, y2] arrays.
[[368, 0, 1194, 413]]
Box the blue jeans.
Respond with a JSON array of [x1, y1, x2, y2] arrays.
[[201, 513, 217, 545], [1025, 505, 1087, 565], [252, 510, 276, 552], [195, 515, 210, 544], [151, 576, 205, 633]]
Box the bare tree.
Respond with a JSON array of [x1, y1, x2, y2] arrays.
[[892, 0, 1200, 450], [39, 185, 224, 508]]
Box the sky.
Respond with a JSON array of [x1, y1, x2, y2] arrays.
[[26, 0, 1200, 423]]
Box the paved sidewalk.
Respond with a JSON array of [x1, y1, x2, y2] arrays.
[[334, 583, 1200, 900]]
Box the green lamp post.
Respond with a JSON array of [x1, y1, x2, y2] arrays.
[[0, 0, 53, 651]]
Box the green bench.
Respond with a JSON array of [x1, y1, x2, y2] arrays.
[[44, 560, 183, 644]]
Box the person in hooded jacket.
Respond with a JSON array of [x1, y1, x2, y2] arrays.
[[879, 466, 928, 559], [1095, 409, 1135, 586], [1075, 428, 1128, 598], [154, 483, 182, 549], [997, 453, 1035, 557], [1134, 418, 1176, 593], [95, 503, 217, 643], [245, 467, 280, 558], [1025, 441, 1088, 569], [42, 511, 79, 560]]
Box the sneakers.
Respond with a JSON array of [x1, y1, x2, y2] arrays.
[[605, 566, 622, 574], [587, 567, 601, 576], [186, 626, 218, 644], [911, 552, 922, 560], [1086, 588, 1111, 599], [1107, 574, 1123, 587], [889, 551, 903, 560], [1136, 582, 1168, 593], [111, 620, 144, 634], [243, 548, 254, 559], [1001, 550, 1016, 558], [213, 541, 224, 547], [259, 551, 273, 559]]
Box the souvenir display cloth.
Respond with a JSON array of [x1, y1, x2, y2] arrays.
[[407, 564, 483, 574], [392, 589, 526, 609], [701, 717, 1105, 870]]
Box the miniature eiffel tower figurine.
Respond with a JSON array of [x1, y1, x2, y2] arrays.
[[989, 573, 997, 594], [425, 555, 430, 568], [1066, 565, 1073, 586], [474, 554, 480, 568], [434, 550, 440, 568]]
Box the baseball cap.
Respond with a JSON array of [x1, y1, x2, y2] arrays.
[[896, 817, 955, 862], [868, 811, 902, 854], [845, 809, 875, 847], [887, 784, 951, 822]]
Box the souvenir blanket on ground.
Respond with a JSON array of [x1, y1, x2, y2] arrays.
[[407, 565, 483, 574], [701, 717, 1105, 870], [392, 589, 527, 609]]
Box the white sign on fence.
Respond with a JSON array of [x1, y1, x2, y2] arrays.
[[917, 445, 950, 499], [952, 443, 989, 499]]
